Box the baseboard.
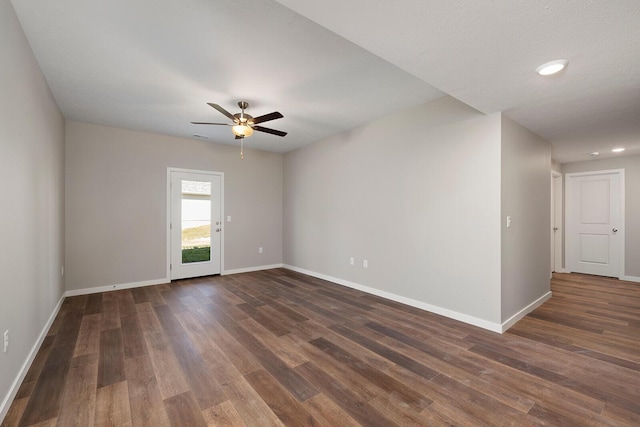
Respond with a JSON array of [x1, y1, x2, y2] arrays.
[[65, 277, 170, 297], [223, 264, 284, 276], [621, 275, 640, 283], [282, 264, 504, 333], [500, 291, 552, 333], [0, 294, 65, 424]]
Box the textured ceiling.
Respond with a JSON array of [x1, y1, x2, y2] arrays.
[[11, 0, 640, 162]]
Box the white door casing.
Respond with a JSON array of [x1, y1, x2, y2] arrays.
[[566, 169, 624, 278], [168, 168, 223, 280], [551, 171, 563, 273]]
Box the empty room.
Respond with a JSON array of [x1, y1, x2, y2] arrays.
[[1, 0, 639, 425]]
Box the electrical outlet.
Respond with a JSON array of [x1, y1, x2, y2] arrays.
[[349, 257, 355, 266], [258, 247, 263, 254], [3, 330, 8, 353], [363, 259, 368, 268]]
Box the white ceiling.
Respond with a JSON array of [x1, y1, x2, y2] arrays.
[[11, 0, 640, 163]]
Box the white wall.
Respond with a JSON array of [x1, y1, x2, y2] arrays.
[[0, 0, 65, 419], [562, 154, 640, 279], [501, 116, 552, 321], [284, 96, 504, 325], [65, 121, 283, 291]]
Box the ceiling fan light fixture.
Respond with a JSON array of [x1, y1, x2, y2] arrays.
[[535, 59, 569, 76], [232, 124, 254, 137]]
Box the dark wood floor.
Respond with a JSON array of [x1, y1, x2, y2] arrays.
[[2, 270, 639, 426]]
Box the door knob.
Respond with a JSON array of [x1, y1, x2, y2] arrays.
[[216, 228, 221, 232], [612, 228, 618, 233]]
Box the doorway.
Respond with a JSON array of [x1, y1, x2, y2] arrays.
[[168, 168, 223, 280], [565, 169, 624, 278], [551, 171, 562, 273]]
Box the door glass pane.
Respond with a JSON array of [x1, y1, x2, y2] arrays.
[[181, 180, 211, 264]]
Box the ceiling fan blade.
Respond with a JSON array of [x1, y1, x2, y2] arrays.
[[254, 125, 287, 137], [190, 122, 231, 125], [207, 103, 238, 123], [251, 111, 283, 125]]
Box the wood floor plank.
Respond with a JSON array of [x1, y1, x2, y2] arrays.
[[135, 302, 164, 335], [309, 336, 431, 411], [188, 306, 263, 376], [301, 393, 361, 427], [222, 378, 285, 427], [154, 304, 226, 410], [163, 391, 207, 427], [14, 335, 55, 401], [97, 328, 126, 388], [201, 400, 246, 427], [204, 303, 319, 402], [94, 381, 132, 427], [295, 361, 397, 427], [244, 369, 320, 425], [125, 355, 170, 427], [143, 331, 190, 401], [0, 397, 28, 427], [174, 311, 245, 385], [120, 314, 148, 359], [329, 323, 439, 381], [56, 354, 99, 427], [5, 271, 640, 426], [17, 344, 74, 426], [100, 299, 121, 331], [238, 317, 308, 369], [83, 293, 103, 315], [73, 313, 102, 358]]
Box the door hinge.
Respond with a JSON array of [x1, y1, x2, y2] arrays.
[[170, 223, 172, 230], [170, 263, 172, 270]]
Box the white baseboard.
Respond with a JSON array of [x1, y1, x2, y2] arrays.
[[621, 275, 640, 283], [500, 291, 552, 333], [0, 294, 65, 424], [65, 277, 170, 297], [283, 264, 505, 333], [223, 264, 284, 276]]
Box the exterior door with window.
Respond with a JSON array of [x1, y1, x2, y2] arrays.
[[169, 169, 222, 280]]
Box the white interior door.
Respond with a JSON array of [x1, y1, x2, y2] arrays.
[[566, 170, 623, 277], [169, 170, 223, 280]]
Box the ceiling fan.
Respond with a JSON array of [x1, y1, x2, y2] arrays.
[[191, 101, 287, 139]]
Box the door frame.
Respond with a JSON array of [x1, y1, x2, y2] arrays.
[[166, 167, 225, 280], [565, 168, 625, 278], [551, 170, 563, 274]]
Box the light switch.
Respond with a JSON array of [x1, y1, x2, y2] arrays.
[[227, 216, 231, 222], [507, 216, 512, 228]]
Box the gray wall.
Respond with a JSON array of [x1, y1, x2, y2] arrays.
[[65, 121, 283, 291], [562, 154, 640, 279], [0, 0, 65, 417], [284, 96, 504, 325], [501, 116, 552, 321]]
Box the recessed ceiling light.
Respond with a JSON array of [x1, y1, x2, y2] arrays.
[[536, 59, 569, 76], [612, 147, 625, 153]]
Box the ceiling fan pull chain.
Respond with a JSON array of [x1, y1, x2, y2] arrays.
[[240, 137, 244, 160]]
